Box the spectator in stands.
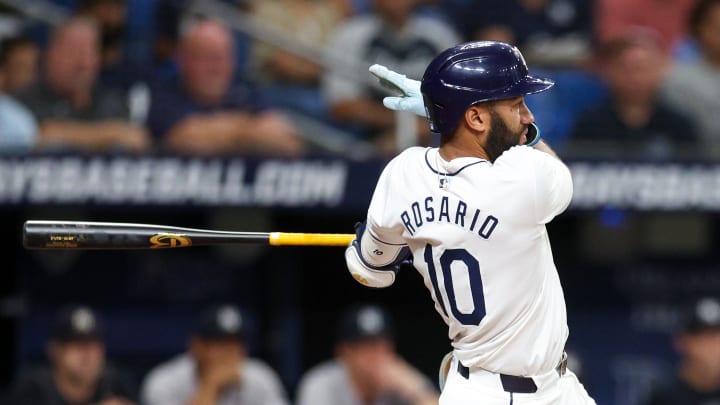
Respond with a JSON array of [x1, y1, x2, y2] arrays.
[[596, 0, 696, 56], [16, 18, 151, 153], [322, 0, 458, 154], [76, 0, 126, 76], [250, 0, 350, 118], [660, 0, 720, 156], [0, 36, 37, 152], [0, 36, 39, 94], [569, 32, 698, 158], [75, 0, 154, 92], [448, 0, 593, 66], [296, 304, 438, 405], [8, 306, 137, 405], [251, 0, 348, 86], [141, 304, 289, 405], [643, 297, 720, 405], [146, 19, 303, 156]]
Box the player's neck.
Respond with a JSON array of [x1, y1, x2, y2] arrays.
[[439, 136, 490, 161]]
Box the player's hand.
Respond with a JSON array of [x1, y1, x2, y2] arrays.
[[202, 361, 242, 391], [375, 355, 438, 403], [251, 112, 305, 157], [369, 64, 427, 118], [96, 397, 136, 405], [117, 125, 153, 152]]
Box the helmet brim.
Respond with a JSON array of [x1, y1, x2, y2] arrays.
[[511, 75, 555, 97]]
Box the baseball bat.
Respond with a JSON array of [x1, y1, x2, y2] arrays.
[[23, 220, 355, 250]]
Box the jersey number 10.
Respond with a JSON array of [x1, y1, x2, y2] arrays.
[[424, 244, 486, 326]]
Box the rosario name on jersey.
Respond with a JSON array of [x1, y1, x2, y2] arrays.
[[364, 145, 573, 377]]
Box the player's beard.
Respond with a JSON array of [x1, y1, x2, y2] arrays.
[[485, 109, 525, 162]]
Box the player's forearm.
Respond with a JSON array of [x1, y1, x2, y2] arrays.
[[164, 114, 250, 153], [394, 377, 439, 405], [267, 51, 323, 83], [408, 390, 439, 405], [330, 99, 395, 128], [38, 120, 128, 150]]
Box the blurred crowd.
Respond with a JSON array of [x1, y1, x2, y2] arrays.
[[2, 303, 442, 405], [2, 2, 720, 405], [5, 299, 720, 405], [0, 0, 717, 159]]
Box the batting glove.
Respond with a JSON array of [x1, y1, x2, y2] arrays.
[[369, 64, 427, 118]]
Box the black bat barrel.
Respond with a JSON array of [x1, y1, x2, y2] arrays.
[[23, 221, 270, 249]]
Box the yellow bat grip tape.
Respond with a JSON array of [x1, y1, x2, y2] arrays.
[[268, 232, 355, 246]]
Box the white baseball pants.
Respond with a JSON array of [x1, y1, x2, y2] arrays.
[[440, 357, 596, 405]]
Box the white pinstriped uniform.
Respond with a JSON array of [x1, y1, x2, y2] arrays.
[[359, 145, 595, 404]]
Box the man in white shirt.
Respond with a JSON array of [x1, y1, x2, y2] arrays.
[[141, 305, 288, 405], [296, 304, 438, 405], [345, 41, 596, 404]]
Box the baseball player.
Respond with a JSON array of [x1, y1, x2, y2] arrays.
[[345, 41, 596, 405]]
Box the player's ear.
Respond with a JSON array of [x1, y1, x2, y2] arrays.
[[464, 105, 489, 134]]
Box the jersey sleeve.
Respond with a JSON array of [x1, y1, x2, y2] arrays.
[[366, 155, 409, 245], [494, 146, 573, 225], [296, 362, 347, 405], [139, 364, 187, 405], [531, 149, 573, 224], [296, 372, 336, 405], [245, 360, 290, 405], [140, 374, 174, 405]]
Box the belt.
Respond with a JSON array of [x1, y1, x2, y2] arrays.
[[456, 352, 568, 394]]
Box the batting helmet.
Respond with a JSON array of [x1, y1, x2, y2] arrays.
[[420, 41, 554, 134]]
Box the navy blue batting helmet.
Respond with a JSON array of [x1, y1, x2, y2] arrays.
[[420, 41, 555, 134]]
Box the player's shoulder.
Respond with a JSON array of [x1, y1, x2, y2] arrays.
[[499, 145, 540, 158], [496, 145, 563, 167], [390, 146, 429, 164], [244, 358, 283, 384], [298, 360, 344, 389], [380, 146, 429, 175], [143, 353, 193, 389]]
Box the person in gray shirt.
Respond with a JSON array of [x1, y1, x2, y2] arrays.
[[296, 304, 438, 405], [15, 17, 150, 153], [660, 0, 720, 155], [141, 305, 288, 405]]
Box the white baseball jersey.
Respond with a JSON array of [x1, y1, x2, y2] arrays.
[[363, 145, 573, 377], [141, 354, 289, 405]]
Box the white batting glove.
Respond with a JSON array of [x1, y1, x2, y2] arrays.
[[369, 64, 428, 118]]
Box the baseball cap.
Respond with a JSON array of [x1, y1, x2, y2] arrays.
[[194, 304, 247, 341], [336, 304, 394, 344], [49, 306, 105, 342], [682, 297, 720, 333]]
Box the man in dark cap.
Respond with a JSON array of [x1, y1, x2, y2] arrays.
[[644, 297, 720, 405], [296, 304, 438, 405], [141, 304, 288, 405], [8, 306, 137, 405]]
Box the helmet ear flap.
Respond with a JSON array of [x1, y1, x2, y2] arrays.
[[423, 93, 445, 133]]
